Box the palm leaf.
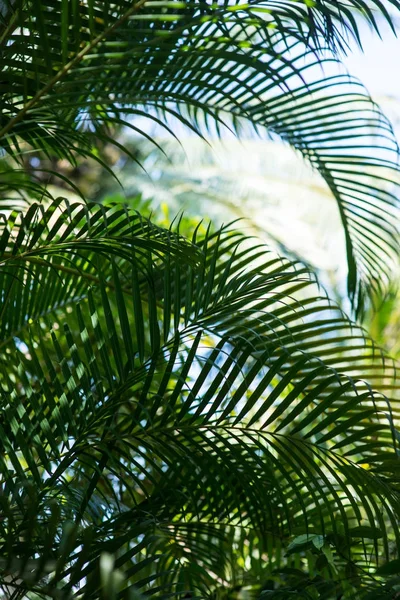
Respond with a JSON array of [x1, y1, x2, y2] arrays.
[[1, 0, 400, 313], [0, 204, 399, 597]]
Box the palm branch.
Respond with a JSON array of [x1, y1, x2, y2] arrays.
[[1, 0, 400, 313], [0, 200, 399, 598]]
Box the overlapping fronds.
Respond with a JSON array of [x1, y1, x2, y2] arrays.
[[0, 201, 399, 598], [1, 1, 400, 312]]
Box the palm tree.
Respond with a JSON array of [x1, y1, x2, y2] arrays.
[[1, 1, 400, 598]]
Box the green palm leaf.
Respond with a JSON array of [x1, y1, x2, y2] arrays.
[[0, 202, 399, 597], [1, 1, 400, 312]]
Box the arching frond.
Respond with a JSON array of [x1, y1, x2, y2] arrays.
[[1, 1, 400, 313], [0, 203, 399, 598]]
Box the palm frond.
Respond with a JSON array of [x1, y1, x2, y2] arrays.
[[0, 1, 400, 313], [0, 203, 399, 597]]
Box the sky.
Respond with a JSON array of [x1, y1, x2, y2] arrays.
[[343, 17, 400, 101]]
